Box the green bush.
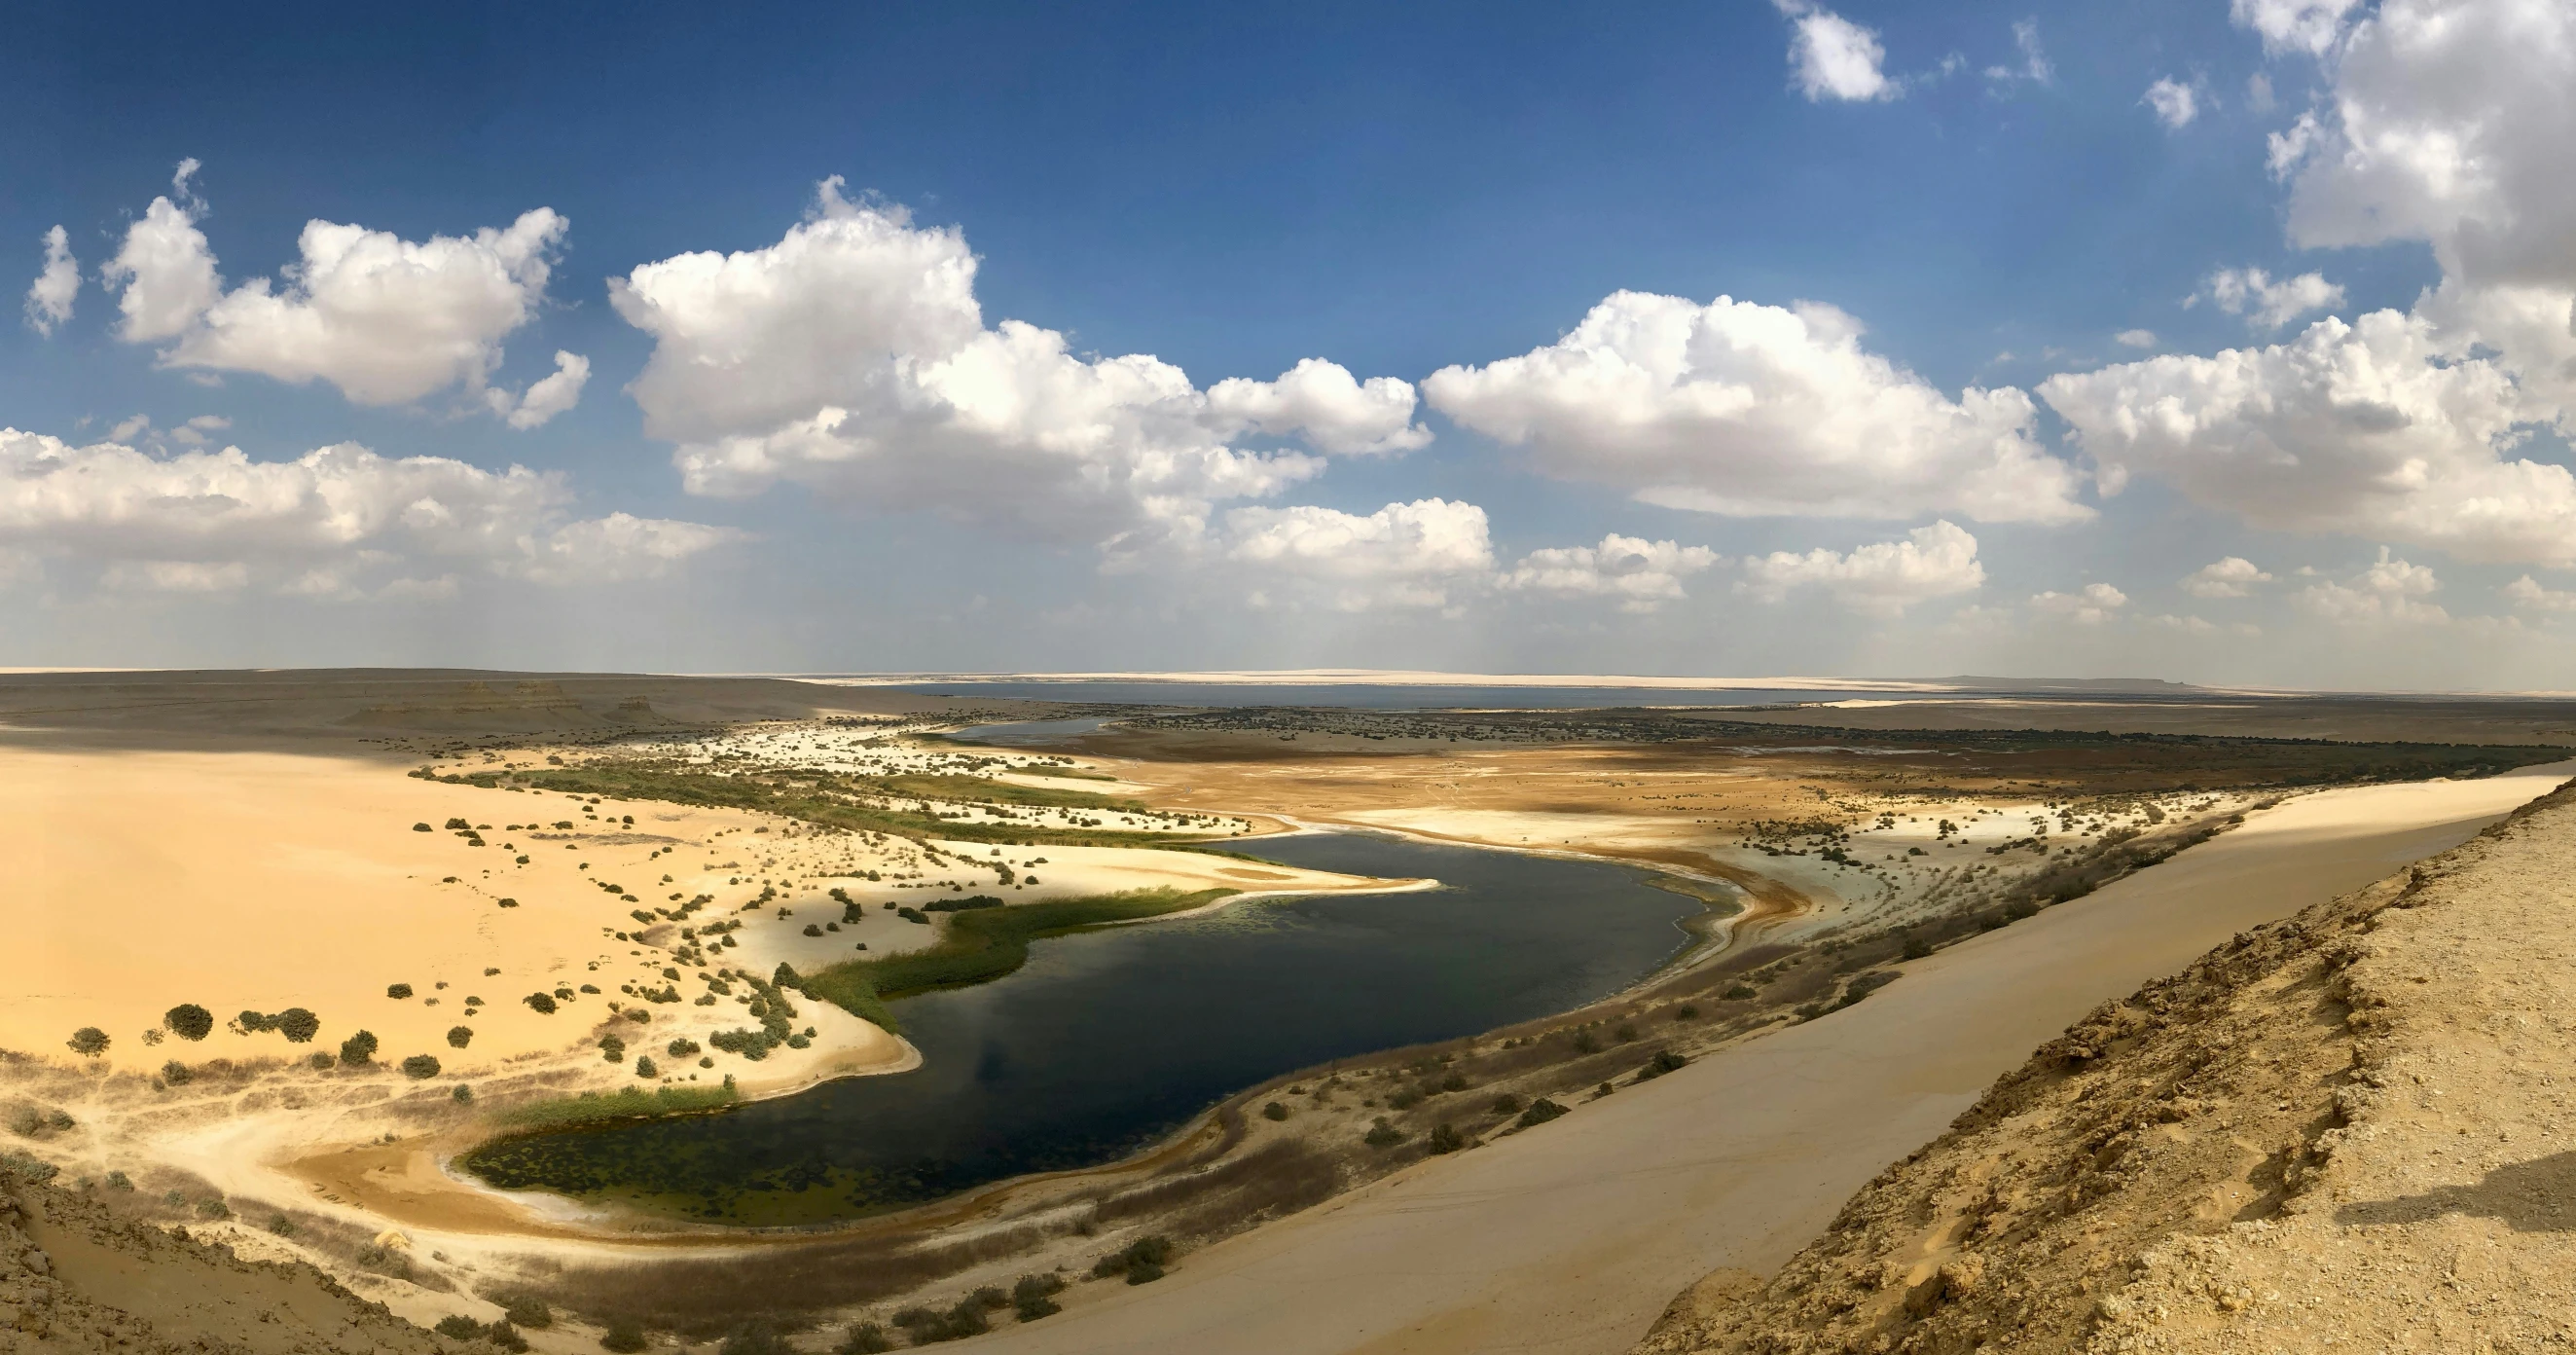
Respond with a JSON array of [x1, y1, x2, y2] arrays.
[[719, 1318, 789, 1355], [1363, 1117, 1404, 1148], [1571, 1030, 1601, 1055], [447, 1026, 474, 1048], [339, 1030, 378, 1066], [600, 1318, 650, 1352], [1011, 1272, 1066, 1321], [453, 1084, 474, 1103], [433, 1315, 482, 1340], [503, 1299, 553, 1330], [1721, 983, 1758, 1002], [400, 1054, 441, 1080], [164, 1004, 214, 1042], [1673, 1004, 1701, 1020], [599, 1036, 627, 1063], [1428, 1122, 1466, 1154], [1261, 1101, 1288, 1121], [276, 1008, 320, 1044], [386, 983, 414, 1000], [485, 1320, 529, 1353], [308, 1052, 335, 1071], [665, 1037, 701, 1057], [525, 993, 558, 1014], [67, 1027, 109, 1057], [1091, 1234, 1174, 1281], [835, 1321, 892, 1352], [1514, 1098, 1569, 1129], [635, 1056, 658, 1078], [414, 823, 434, 832], [1489, 1092, 1523, 1115], [161, 1059, 193, 1086]]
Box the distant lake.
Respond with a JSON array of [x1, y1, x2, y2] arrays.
[[458, 832, 1719, 1224]]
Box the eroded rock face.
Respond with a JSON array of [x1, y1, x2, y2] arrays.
[[1635, 779, 2576, 1355], [0, 1170, 446, 1354]]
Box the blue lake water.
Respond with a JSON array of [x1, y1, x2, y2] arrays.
[[458, 832, 1716, 1223]]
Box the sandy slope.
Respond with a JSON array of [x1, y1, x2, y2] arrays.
[[961, 762, 2576, 1355]]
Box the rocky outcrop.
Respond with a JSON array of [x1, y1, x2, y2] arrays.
[[1637, 778, 2576, 1355]]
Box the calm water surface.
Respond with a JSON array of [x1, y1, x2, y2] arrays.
[[462, 833, 1715, 1223]]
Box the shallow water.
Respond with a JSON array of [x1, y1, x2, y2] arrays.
[[460, 833, 1716, 1223]]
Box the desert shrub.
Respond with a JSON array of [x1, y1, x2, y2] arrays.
[[599, 1036, 627, 1063], [196, 1198, 231, 1220], [1428, 1122, 1466, 1154], [1673, 1004, 1701, 1020], [104, 1170, 132, 1190], [1632, 1049, 1687, 1083], [386, 983, 414, 1000], [718, 1318, 789, 1355], [1362, 1117, 1404, 1148], [0, 1152, 58, 1183], [635, 1056, 658, 1078], [1261, 1101, 1288, 1121], [1489, 1092, 1523, 1115], [453, 1084, 474, 1103], [434, 1315, 483, 1339], [526, 993, 558, 1014], [665, 1038, 700, 1057], [1571, 1030, 1601, 1055], [802, 924, 822, 936], [267, 1215, 295, 1236], [444, 818, 471, 830], [1387, 1087, 1422, 1111], [161, 1059, 194, 1086], [339, 1030, 378, 1066], [1514, 1098, 1569, 1129], [401, 1054, 441, 1080], [448, 1026, 474, 1048], [165, 1004, 214, 1042], [1091, 1234, 1174, 1282], [485, 1320, 529, 1353], [1613, 1023, 1638, 1044], [971, 1286, 1009, 1310], [276, 1008, 320, 1043], [414, 823, 434, 832], [1722, 983, 1758, 1002], [66, 1027, 109, 1057], [835, 1322, 892, 1352], [503, 1298, 553, 1330], [1010, 1272, 1065, 1321], [599, 1318, 650, 1353], [308, 1052, 335, 1071]]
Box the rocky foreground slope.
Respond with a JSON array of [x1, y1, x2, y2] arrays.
[[1639, 778, 2576, 1355], [0, 1165, 445, 1355]]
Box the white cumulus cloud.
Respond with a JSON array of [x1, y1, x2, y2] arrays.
[[2231, 0, 2365, 56], [2040, 310, 2576, 565], [2030, 582, 2129, 624], [492, 350, 591, 430], [1737, 520, 1986, 617], [2298, 549, 2449, 624], [2183, 557, 2274, 598], [2202, 267, 2346, 329], [2503, 575, 2576, 612], [25, 226, 77, 336], [1774, 1, 1896, 102], [2143, 77, 2202, 128], [1423, 291, 2087, 525], [0, 426, 731, 597], [1504, 533, 1721, 613], [2115, 329, 2159, 348], [101, 164, 567, 412], [1216, 498, 1492, 612], [610, 178, 1425, 552]]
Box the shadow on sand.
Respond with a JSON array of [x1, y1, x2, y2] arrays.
[[2337, 1150, 2576, 1231]]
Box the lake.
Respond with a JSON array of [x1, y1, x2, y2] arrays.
[[459, 832, 1721, 1224]]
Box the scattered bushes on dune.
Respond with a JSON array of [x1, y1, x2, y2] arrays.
[[66, 1027, 109, 1057], [163, 1004, 213, 1042]]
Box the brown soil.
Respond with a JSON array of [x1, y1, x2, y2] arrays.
[[1634, 777, 2576, 1355], [0, 1167, 445, 1354]]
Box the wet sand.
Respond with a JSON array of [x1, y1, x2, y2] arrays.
[[965, 760, 2576, 1355]]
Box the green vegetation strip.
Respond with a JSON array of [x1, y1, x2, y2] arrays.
[[803, 888, 1233, 1023], [499, 1084, 740, 1131], [518, 761, 1223, 849]]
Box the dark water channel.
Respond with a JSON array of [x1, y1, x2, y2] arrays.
[[462, 833, 1716, 1224]]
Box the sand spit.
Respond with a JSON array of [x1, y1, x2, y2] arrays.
[[958, 760, 2576, 1355], [1637, 768, 2576, 1354]]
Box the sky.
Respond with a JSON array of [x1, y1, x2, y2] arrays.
[[6, 0, 2574, 689]]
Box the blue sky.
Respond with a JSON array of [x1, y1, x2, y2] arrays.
[[6, 1, 2572, 687]]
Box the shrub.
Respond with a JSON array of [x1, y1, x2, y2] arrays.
[[665, 1038, 701, 1057], [1428, 1122, 1466, 1154], [1489, 1092, 1523, 1115], [600, 1319, 650, 1353], [1673, 1004, 1701, 1020], [444, 818, 471, 830], [196, 1198, 231, 1220], [1261, 1101, 1288, 1121], [414, 823, 434, 832], [400, 1054, 441, 1080], [104, 1170, 132, 1190], [1613, 1023, 1639, 1044], [599, 1036, 627, 1063], [1903, 936, 1935, 960], [308, 1052, 335, 1071], [448, 1026, 474, 1048], [339, 1030, 379, 1066], [1514, 1098, 1569, 1129], [267, 1214, 295, 1236], [1091, 1234, 1174, 1281], [1571, 1030, 1600, 1055], [453, 1084, 474, 1103], [276, 1008, 320, 1044], [503, 1298, 553, 1330], [485, 1320, 530, 1353], [1722, 983, 1758, 1002], [836, 1321, 892, 1352], [971, 1286, 1009, 1310], [161, 1059, 194, 1086], [719, 1318, 789, 1355], [434, 1315, 483, 1339], [66, 1027, 109, 1057], [165, 1004, 214, 1042], [526, 993, 558, 1014], [1632, 1049, 1687, 1083], [1362, 1117, 1404, 1148], [1011, 1273, 1066, 1321], [802, 924, 822, 936], [635, 1056, 658, 1078], [386, 983, 414, 1000]]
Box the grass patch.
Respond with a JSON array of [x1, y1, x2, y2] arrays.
[[803, 889, 1232, 1019], [498, 1084, 740, 1131]]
